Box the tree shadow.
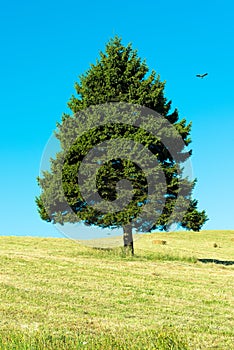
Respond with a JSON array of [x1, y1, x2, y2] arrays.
[[198, 258, 234, 266]]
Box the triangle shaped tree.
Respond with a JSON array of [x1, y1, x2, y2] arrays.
[[36, 36, 208, 254]]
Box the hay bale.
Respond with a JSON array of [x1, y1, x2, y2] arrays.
[[152, 239, 167, 245]]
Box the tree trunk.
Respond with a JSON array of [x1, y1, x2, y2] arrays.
[[123, 223, 134, 255]]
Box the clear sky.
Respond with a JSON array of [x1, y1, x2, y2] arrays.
[[0, 0, 233, 238]]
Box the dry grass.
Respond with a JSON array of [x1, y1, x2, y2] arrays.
[[0, 230, 233, 349]]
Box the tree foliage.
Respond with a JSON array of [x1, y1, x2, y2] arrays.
[[36, 36, 208, 249]]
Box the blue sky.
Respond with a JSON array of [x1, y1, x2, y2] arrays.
[[0, 0, 233, 238]]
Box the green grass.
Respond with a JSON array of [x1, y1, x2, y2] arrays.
[[0, 230, 233, 349], [0, 329, 189, 350]]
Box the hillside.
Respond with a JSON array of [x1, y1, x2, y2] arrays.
[[0, 230, 233, 349]]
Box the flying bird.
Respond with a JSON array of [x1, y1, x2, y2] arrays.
[[196, 73, 208, 78]]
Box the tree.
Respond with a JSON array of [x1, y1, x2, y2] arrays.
[[36, 36, 208, 254]]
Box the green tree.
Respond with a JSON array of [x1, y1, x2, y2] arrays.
[[36, 36, 208, 254]]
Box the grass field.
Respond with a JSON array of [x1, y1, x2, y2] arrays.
[[0, 230, 233, 349]]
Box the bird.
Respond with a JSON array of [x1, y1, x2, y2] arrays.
[[196, 73, 208, 78]]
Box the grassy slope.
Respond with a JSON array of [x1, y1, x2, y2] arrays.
[[0, 230, 233, 349]]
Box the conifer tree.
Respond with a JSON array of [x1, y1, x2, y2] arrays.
[[36, 36, 208, 254]]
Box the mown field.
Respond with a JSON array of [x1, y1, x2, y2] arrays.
[[0, 230, 233, 349]]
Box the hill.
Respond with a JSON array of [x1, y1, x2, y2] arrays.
[[0, 230, 233, 349]]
